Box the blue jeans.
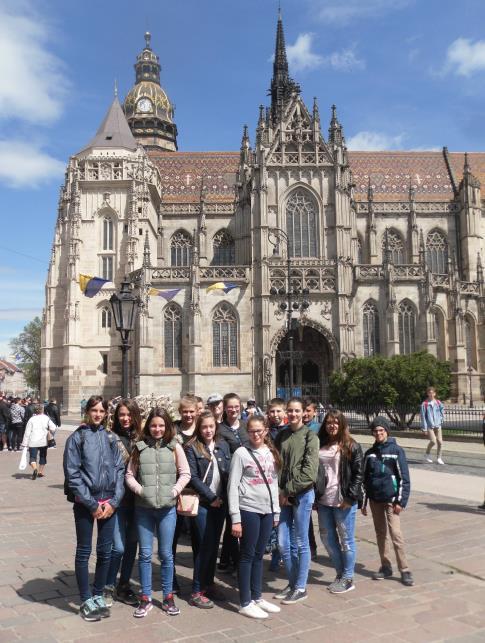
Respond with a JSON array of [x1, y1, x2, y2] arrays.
[[278, 488, 315, 590], [239, 511, 274, 607], [29, 446, 47, 465], [73, 503, 116, 602], [192, 504, 225, 593], [317, 504, 357, 580], [135, 505, 177, 598], [106, 505, 138, 587]]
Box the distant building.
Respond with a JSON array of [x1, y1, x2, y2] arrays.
[[42, 17, 484, 413], [0, 359, 27, 396]]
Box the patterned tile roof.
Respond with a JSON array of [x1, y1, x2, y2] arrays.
[[448, 152, 485, 189]]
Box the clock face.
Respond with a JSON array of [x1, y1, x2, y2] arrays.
[[137, 98, 153, 113]]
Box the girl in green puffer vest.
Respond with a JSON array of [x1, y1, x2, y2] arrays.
[[126, 408, 190, 619]]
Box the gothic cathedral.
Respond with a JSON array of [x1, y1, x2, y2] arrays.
[[42, 17, 485, 413]]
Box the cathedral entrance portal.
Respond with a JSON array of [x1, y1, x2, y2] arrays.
[[275, 326, 333, 402]]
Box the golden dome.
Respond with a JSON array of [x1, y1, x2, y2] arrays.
[[124, 81, 174, 123]]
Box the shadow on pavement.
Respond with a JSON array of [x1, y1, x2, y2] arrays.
[[417, 501, 484, 514], [17, 573, 79, 614]]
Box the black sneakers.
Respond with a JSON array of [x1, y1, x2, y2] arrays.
[[281, 588, 308, 604], [79, 598, 102, 622], [372, 565, 393, 580], [401, 571, 414, 586]]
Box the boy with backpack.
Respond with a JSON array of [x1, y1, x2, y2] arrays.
[[361, 416, 414, 587]]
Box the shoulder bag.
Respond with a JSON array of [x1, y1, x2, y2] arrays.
[[176, 457, 212, 517]]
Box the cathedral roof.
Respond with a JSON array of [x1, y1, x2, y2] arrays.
[[78, 96, 138, 155]]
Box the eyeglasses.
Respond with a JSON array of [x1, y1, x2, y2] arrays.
[[248, 429, 265, 435], [372, 428, 386, 433]]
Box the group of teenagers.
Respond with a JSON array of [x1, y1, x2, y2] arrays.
[[63, 392, 414, 623]]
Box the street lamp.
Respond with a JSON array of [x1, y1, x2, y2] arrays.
[[467, 365, 474, 408], [110, 279, 140, 398], [268, 228, 310, 399]]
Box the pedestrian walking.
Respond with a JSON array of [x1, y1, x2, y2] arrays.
[[362, 416, 414, 587], [185, 411, 231, 608], [8, 397, 24, 452], [63, 396, 125, 622], [0, 393, 11, 452], [273, 397, 319, 604], [21, 403, 57, 479], [315, 409, 363, 594], [103, 398, 142, 607], [228, 415, 281, 619], [420, 386, 445, 464], [126, 407, 190, 618]]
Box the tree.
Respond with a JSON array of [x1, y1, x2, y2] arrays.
[[9, 316, 42, 393], [330, 352, 451, 427]]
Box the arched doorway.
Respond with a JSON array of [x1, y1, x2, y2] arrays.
[[275, 326, 333, 401]]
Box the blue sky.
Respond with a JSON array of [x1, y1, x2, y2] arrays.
[[1, 0, 485, 356]]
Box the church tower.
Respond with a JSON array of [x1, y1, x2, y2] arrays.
[[124, 32, 178, 151]]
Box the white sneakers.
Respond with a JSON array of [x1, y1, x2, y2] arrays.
[[437, 457, 445, 465], [239, 599, 281, 619], [424, 454, 433, 463]]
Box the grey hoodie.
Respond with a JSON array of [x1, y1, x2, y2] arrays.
[[228, 445, 280, 524]]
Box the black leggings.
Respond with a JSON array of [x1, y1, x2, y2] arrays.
[[8, 423, 23, 451]]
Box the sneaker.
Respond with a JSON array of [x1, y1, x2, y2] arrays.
[[133, 595, 153, 618], [477, 503, 485, 511], [254, 598, 281, 613], [103, 585, 114, 607], [273, 584, 292, 600], [401, 571, 414, 586], [92, 595, 110, 618], [162, 593, 180, 616], [79, 597, 101, 622], [424, 454, 433, 463], [115, 583, 138, 606], [328, 578, 355, 594], [281, 588, 308, 604], [32, 469, 38, 480], [239, 601, 268, 619], [189, 592, 214, 609], [372, 566, 393, 580], [327, 575, 342, 591], [437, 457, 445, 465]]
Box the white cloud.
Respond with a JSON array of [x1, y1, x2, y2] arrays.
[[0, 1, 67, 123], [0, 139, 64, 188], [287, 33, 324, 72], [446, 38, 485, 76], [326, 47, 365, 71], [313, 0, 411, 25], [347, 131, 405, 151]]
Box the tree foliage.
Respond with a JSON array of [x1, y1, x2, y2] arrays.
[[9, 316, 42, 393], [330, 352, 451, 427]]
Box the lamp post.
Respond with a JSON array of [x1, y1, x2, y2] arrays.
[[269, 228, 310, 399], [467, 365, 474, 408], [110, 279, 140, 398]]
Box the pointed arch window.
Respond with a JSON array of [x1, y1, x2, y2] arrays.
[[212, 303, 238, 367], [212, 229, 235, 265], [171, 230, 192, 267], [286, 189, 318, 258], [362, 301, 380, 356], [398, 300, 416, 354], [356, 237, 363, 264], [382, 230, 405, 265], [164, 303, 182, 369], [426, 230, 448, 274], [102, 217, 113, 250], [465, 315, 477, 369], [101, 306, 112, 329]]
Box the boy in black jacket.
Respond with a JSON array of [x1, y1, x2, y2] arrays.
[[362, 416, 414, 587]]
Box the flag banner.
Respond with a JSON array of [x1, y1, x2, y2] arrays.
[[206, 282, 239, 294], [79, 274, 110, 298], [148, 287, 181, 301]]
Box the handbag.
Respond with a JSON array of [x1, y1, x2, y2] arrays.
[[19, 446, 28, 471], [176, 457, 213, 517], [46, 419, 56, 448]]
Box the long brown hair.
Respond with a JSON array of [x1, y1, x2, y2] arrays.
[[247, 415, 281, 471], [317, 409, 354, 459], [185, 410, 218, 460], [129, 407, 175, 470], [112, 398, 142, 440], [84, 395, 108, 426]]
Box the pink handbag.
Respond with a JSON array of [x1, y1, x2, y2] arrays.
[[176, 459, 212, 517]]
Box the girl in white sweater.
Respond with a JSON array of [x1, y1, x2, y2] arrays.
[[21, 404, 57, 480]]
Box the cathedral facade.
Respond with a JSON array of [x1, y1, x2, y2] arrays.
[[41, 19, 485, 413]]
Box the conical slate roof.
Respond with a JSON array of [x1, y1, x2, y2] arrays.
[[77, 96, 138, 154]]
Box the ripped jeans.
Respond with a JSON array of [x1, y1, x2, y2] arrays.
[[317, 503, 357, 580]]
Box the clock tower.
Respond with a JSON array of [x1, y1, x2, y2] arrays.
[[123, 32, 178, 151]]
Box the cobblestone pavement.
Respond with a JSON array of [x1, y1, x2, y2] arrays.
[[1, 433, 485, 642]]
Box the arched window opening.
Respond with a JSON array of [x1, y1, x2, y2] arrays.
[[102, 217, 113, 251], [363, 301, 380, 356], [426, 230, 448, 274], [212, 303, 238, 367], [398, 300, 416, 354], [212, 230, 235, 265], [101, 307, 112, 329], [382, 230, 405, 265], [164, 303, 182, 369], [464, 316, 477, 369], [356, 237, 363, 264], [171, 230, 192, 267], [286, 189, 318, 258]]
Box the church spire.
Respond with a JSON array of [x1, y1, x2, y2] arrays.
[[270, 11, 299, 123]]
